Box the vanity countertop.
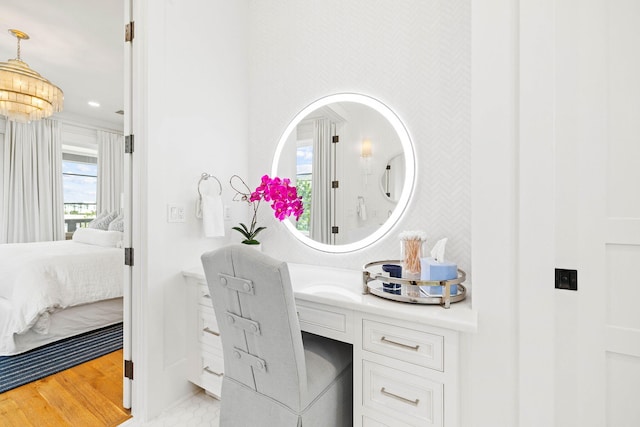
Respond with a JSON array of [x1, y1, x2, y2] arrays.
[[183, 262, 477, 333]]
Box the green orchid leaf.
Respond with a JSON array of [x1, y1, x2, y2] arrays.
[[250, 226, 266, 238], [232, 226, 251, 239]]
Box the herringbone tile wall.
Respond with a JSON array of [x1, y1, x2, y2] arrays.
[[246, 0, 471, 281]]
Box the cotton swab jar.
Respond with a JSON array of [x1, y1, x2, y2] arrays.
[[399, 231, 427, 279]]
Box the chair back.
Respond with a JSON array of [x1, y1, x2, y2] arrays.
[[201, 245, 307, 410]]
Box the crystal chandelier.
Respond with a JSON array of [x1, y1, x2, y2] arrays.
[[0, 29, 64, 123]]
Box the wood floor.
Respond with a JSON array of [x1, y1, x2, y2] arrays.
[[0, 349, 131, 426]]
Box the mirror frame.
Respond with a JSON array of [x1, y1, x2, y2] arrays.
[[271, 93, 416, 253]]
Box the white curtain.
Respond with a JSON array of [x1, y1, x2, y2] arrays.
[[97, 130, 124, 214], [0, 119, 64, 243], [310, 119, 335, 244]]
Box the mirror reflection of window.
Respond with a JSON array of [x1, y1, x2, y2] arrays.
[[296, 143, 312, 235]]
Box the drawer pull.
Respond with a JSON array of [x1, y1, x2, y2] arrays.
[[202, 294, 211, 299], [203, 327, 220, 336], [380, 336, 420, 351], [203, 366, 223, 377], [380, 387, 420, 406]]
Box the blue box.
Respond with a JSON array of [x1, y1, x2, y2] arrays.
[[422, 284, 458, 296], [420, 257, 457, 281], [420, 257, 458, 296]]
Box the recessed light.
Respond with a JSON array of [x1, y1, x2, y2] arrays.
[[88, 101, 100, 108]]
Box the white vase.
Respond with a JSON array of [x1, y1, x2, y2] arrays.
[[243, 243, 262, 252]]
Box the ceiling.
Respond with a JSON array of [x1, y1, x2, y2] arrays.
[[1, 0, 124, 129]]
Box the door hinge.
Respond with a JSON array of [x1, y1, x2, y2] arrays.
[[125, 247, 134, 266], [124, 359, 134, 380], [332, 226, 339, 234], [125, 21, 135, 42], [331, 180, 339, 189], [332, 135, 339, 143], [125, 135, 134, 154]]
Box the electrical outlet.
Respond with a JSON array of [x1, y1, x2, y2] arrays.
[[555, 268, 577, 291], [167, 204, 185, 223]]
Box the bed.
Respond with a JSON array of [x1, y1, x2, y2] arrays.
[[0, 229, 124, 356]]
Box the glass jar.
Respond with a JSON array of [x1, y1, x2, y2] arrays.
[[400, 235, 426, 279]]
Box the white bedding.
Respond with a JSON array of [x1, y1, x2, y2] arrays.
[[0, 240, 123, 355], [8, 298, 123, 356]]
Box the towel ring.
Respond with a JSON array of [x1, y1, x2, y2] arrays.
[[198, 173, 222, 197]]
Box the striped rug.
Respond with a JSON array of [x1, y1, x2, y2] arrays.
[[0, 323, 123, 394]]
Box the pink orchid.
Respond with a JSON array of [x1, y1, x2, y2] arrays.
[[231, 174, 304, 245]]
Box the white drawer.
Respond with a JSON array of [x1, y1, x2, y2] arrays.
[[362, 319, 444, 371], [362, 415, 412, 427], [297, 301, 353, 343], [200, 360, 224, 397], [363, 360, 443, 427], [202, 341, 224, 360], [199, 307, 222, 349], [198, 282, 213, 308], [363, 416, 387, 427], [200, 305, 220, 332], [202, 351, 224, 377]]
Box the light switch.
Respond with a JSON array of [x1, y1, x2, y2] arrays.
[[167, 204, 186, 223], [555, 268, 577, 291]]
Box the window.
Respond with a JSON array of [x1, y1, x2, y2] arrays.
[[62, 153, 98, 234], [296, 144, 312, 234]]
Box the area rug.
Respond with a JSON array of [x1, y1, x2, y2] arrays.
[[0, 322, 123, 394]]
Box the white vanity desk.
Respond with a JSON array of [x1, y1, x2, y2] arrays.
[[183, 262, 477, 427]]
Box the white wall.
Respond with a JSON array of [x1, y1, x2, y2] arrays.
[[135, 0, 249, 419], [133, 1, 634, 425], [467, 1, 520, 425], [247, 0, 471, 273]]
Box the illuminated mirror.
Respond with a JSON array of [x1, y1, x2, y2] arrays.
[[272, 93, 415, 253]]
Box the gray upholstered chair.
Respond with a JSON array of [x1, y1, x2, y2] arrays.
[[200, 245, 353, 426]]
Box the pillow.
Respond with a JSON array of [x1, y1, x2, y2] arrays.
[[73, 227, 123, 248], [86, 210, 108, 228], [88, 210, 118, 230], [108, 213, 124, 232]]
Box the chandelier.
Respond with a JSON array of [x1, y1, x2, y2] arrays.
[[0, 29, 64, 123]]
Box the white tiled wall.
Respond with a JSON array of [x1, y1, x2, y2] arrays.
[[246, 0, 471, 277]]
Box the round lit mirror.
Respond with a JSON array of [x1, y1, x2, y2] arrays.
[[272, 93, 415, 253]]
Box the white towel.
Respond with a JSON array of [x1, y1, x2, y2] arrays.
[[202, 195, 225, 237]]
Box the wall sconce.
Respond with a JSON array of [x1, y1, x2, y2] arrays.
[[361, 139, 372, 185], [361, 139, 372, 158]]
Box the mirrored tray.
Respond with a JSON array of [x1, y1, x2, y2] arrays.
[[362, 260, 467, 308]]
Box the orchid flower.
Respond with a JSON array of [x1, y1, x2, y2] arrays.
[[230, 174, 304, 245]]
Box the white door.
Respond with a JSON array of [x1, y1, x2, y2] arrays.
[[556, 1, 640, 426], [600, 1, 640, 424]]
